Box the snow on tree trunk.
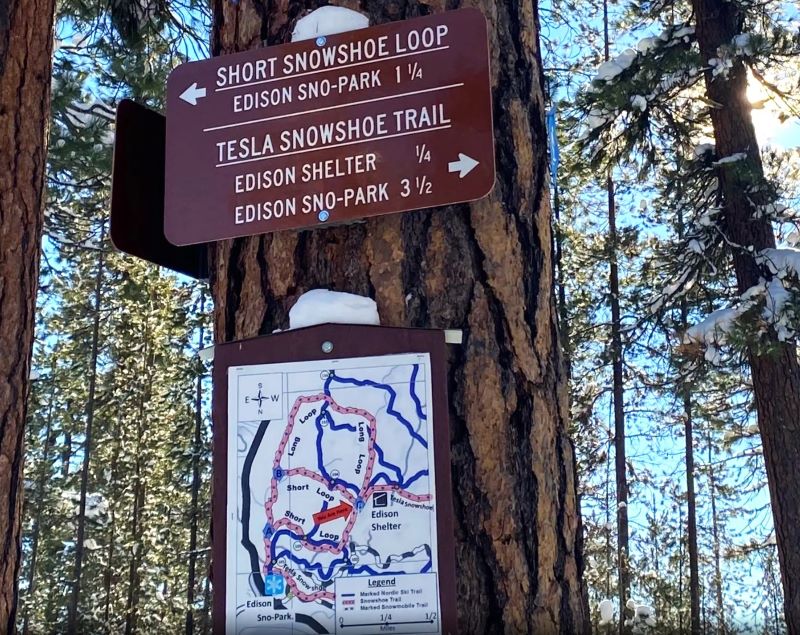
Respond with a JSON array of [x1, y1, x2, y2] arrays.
[[0, 0, 55, 630], [208, 1, 589, 631], [692, 0, 800, 629]]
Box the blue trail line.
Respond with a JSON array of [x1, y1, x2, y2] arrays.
[[325, 372, 428, 449], [314, 411, 361, 496], [374, 443, 404, 483], [269, 528, 349, 581], [409, 364, 427, 420]]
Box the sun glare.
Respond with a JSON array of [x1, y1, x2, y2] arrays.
[[747, 72, 800, 149]]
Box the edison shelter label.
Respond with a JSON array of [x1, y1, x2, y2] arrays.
[[164, 9, 494, 244]]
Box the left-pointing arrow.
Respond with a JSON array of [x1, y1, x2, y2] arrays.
[[179, 82, 207, 106]]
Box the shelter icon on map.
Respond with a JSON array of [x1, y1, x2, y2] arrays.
[[373, 492, 388, 508]]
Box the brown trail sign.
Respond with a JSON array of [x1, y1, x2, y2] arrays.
[[164, 9, 494, 245]]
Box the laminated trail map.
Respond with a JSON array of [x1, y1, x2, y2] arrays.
[[227, 352, 443, 634]]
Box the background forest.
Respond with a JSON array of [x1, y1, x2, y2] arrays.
[[16, 0, 800, 632]]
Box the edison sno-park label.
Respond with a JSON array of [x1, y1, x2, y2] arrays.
[[164, 9, 494, 244], [227, 353, 444, 634]]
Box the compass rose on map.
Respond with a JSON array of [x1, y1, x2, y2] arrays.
[[237, 372, 283, 421], [248, 386, 269, 411]]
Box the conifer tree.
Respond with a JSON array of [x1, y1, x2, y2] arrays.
[[0, 0, 56, 626], [572, 0, 800, 626], [19, 0, 213, 631]]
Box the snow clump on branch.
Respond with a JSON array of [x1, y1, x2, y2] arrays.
[[594, 48, 637, 83], [685, 247, 800, 356], [598, 599, 615, 625], [625, 599, 657, 633]]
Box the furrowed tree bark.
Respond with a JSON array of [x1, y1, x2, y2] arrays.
[[0, 0, 55, 630], [693, 0, 800, 630], [209, 1, 589, 632]]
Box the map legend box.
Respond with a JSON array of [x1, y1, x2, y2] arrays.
[[334, 573, 440, 634]]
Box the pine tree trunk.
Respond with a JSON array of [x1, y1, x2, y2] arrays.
[[103, 512, 117, 632], [62, 431, 72, 479], [200, 563, 211, 635], [692, 0, 800, 629], [21, 374, 57, 635], [0, 0, 55, 629], [682, 393, 700, 635], [186, 294, 206, 635], [103, 410, 123, 633], [208, 1, 588, 632], [551, 144, 569, 373], [601, 8, 629, 626], [124, 476, 144, 635], [678, 504, 685, 633], [678, 215, 700, 635], [67, 232, 106, 634], [124, 368, 151, 635], [707, 430, 725, 634], [607, 175, 629, 634]]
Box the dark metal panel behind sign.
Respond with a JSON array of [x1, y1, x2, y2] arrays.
[[212, 324, 457, 634], [165, 9, 494, 245], [110, 99, 208, 279]]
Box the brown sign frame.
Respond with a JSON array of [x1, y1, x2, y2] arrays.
[[211, 323, 457, 634], [110, 99, 208, 279], [165, 8, 495, 245]]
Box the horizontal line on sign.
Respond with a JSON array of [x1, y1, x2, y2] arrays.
[[215, 46, 450, 93], [215, 124, 452, 168], [204, 83, 465, 133]]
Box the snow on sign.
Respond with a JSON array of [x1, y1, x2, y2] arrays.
[[212, 325, 457, 635], [164, 9, 494, 245]]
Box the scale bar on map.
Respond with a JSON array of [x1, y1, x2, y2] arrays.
[[339, 620, 436, 628]]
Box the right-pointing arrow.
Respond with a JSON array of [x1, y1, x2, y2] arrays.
[[448, 153, 479, 178], [179, 82, 207, 106]]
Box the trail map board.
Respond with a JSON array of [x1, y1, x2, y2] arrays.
[[213, 325, 457, 635], [164, 9, 494, 245]]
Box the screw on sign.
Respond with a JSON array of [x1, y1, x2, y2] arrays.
[[164, 9, 495, 245]]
